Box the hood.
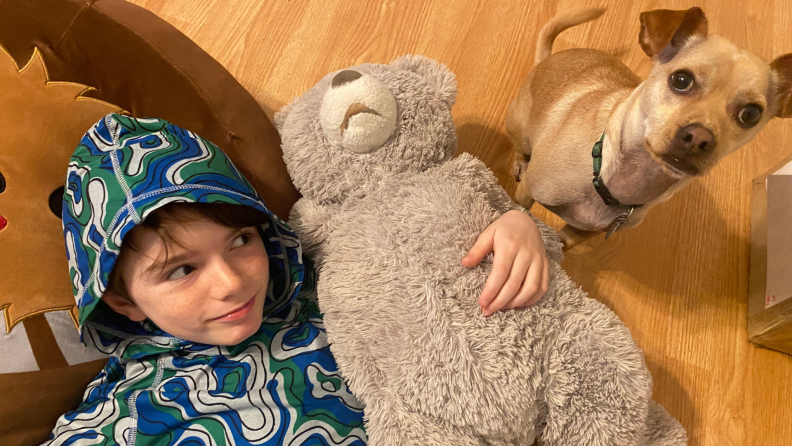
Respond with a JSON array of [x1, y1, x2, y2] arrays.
[[62, 114, 303, 356]]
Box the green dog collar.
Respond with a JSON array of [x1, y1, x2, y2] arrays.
[[592, 133, 644, 211]]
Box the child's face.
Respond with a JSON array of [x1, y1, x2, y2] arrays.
[[103, 218, 270, 346]]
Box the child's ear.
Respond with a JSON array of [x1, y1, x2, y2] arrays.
[[102, 291, 147, 322]]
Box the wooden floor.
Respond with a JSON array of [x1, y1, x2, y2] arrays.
[[129, 1, 792, 445]]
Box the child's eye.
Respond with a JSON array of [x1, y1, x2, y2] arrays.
[[232, 233, 251, 248], [168, 265, 194, 280]]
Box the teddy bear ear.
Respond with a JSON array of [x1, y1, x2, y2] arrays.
[[273, 100, 294, 132], [390, 55, 457, 107]]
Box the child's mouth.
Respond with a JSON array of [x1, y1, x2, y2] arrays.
[[213, 296, 256, 322]]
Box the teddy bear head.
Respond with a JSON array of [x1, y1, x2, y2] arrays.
[[275, 55, 458, 204]]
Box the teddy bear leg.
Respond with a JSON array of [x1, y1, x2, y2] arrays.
[[538, 299, 654, 446], [365, 396, 483, 446], [641, 400, 687, 446]]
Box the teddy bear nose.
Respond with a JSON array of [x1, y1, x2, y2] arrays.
[[0, 214, 7, 232], [332, 70, 363, 87]]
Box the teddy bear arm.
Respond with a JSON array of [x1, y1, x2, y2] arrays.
[[287, 197, 336, 264]]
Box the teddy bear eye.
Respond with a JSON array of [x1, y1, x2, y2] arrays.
[[0, 171, 5, 194]]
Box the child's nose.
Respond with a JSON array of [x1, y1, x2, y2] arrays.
[[210, 260, 244, 298]]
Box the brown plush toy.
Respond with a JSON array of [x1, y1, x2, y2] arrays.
[[0, 0, 298, 443]]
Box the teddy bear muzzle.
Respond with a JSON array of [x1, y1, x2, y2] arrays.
[[319, 70, 397, 154]]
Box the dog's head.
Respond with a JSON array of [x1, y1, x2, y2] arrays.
[[637, 7, 792, 178]]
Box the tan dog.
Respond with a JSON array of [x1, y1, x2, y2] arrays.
[[506, 7, 792, 249]]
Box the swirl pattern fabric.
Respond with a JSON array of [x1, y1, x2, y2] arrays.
[[47, 114, 366, 445]]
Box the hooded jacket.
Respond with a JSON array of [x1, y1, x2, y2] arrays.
[[47, 114, 367, 445]]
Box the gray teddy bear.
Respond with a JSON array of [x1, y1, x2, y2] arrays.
[[275, 55, 687, 446]]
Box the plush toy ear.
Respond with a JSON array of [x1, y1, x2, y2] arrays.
[[639, 7, 708, 61], [390, 55, 457, 107], [771, 54, 792, 118], [273, 101, 292, 132]]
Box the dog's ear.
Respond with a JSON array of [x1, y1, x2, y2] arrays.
[[771, 54, 792, 118], [639, 7, 708, 61]]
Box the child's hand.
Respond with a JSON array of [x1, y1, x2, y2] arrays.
[[462, 210, 549, 316]]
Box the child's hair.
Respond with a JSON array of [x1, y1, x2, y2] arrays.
[[107, 202, 271, 301]]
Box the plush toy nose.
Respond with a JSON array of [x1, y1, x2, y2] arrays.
[[0, 214, 7, 232], [320, 70, 398, 154]]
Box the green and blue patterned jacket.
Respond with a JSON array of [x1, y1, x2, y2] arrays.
[[46, 114, 367, 445]]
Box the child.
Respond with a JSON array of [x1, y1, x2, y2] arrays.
[[46, 114, 548, 445]]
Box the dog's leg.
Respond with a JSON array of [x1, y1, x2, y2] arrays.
[[513, 151, 530, 182], [558, 224, 599, 250], [505, 71, 535, 183], [514, 178, 536, 211]]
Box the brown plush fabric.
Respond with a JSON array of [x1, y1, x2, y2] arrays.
[[0, 0, 298, 219], [23, 314, 69, 370], [0, 359, 108, 445], [0, 45, 122, 333], [0, 0, 298, 443]]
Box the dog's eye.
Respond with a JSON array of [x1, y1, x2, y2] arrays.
[[0, 172, 5, 194], [669, 70, 695, 92], [737, 104, 763, 128]]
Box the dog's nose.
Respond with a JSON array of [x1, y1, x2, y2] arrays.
[[677, 124, 714, 155]]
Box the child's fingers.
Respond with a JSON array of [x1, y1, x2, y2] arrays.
[[477, 240, 521, 308], [482, 253, 530, 315], [537, 261, 550, 303], [477, 246, 513, 308], [503, 258, 542, 310], [519, 259, 547, 307], [462, 226, 495, 268]]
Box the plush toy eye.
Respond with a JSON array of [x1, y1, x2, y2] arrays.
[[669, 70, 695, 92], [737, 104, 763, 128], [0, 171, 5, 193], [48, 186, 64, 219]]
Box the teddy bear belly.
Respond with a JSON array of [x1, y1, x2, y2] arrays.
[[317, 179, 548, 439]]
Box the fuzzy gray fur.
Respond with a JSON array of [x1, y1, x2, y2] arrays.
[[276, 55, 687, 446]]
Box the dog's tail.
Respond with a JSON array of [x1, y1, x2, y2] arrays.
[[535, 8, 606, 65]]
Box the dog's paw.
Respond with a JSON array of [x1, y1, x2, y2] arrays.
[[513, 157, 529, 182]]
